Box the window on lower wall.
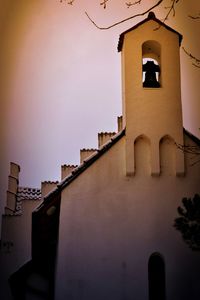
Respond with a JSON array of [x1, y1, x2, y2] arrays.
[[148, 252, 166, 300]]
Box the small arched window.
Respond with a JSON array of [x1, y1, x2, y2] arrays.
[[148, 253, 166, 300], [142, 41, 161, 88]]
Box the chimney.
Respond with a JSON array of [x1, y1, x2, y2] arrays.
[[5, 162, 20, 213]]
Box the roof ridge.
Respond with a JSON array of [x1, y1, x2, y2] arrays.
[[118, 12, 182, 52]]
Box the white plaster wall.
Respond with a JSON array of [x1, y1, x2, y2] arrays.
[[55, 135, 200, 300]]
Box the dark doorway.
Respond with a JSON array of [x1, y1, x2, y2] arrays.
[[148, 253, 166, 300]]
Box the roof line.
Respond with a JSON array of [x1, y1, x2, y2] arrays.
[[34, 129, 125, 212], [34, 127, 200, 213], [118, 12, 182, 52]]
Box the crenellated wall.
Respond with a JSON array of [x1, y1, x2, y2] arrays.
[[98, 132, 116, 148], [80, 149, 97, 164], [41, 181, 59, 199], [61, 165, 78, 180]]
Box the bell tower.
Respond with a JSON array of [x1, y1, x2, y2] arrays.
[[118, 12, 184, 176]]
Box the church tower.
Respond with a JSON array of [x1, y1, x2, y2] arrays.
[[118, 12, 184, 176]]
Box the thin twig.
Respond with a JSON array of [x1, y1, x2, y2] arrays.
[[60, 0, 75, 4], [188, 13, 200, 20], [162, 0, 180, 23], [176, 143, 200, 166], [182, 47, 200, 68], [176, 143, 200, 155], [85, 0, 164, 30], [191, 158, 200, 166], [100, 0, 109, 9], [126, 0, 142, 8]]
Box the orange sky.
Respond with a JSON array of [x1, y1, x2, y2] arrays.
[[0, 0, 199, 217]]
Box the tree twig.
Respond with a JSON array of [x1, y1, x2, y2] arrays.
[[176, 142, 200, 166], [60, 0, 75, 5], [126, 1, 142, 8], [188, 13, 200, 20], [100, 0, 109, 9], [182, 47, 200, 68], [85, 0, 164, 30], [162, 0, 179, 23]]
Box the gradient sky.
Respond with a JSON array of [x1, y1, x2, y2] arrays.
[[0, 0, 199, 218]]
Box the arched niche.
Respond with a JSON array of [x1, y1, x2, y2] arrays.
[[148, 252, 166, 300], [142, 40, 161, 88], [160, 135, 176, 175], [134, 135, 151, 175]]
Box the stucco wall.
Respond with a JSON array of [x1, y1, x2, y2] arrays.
[[121, 19, 184, 177], [55, 134, 200, 300]]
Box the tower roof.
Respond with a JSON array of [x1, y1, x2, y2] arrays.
[[118, 12, 183, 52]]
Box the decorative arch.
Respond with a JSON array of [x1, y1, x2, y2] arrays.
[[134, 135, 151, 175], [148, 252, 166, 300], [159, 135, 176, 175], [142, 40, 161, 87]]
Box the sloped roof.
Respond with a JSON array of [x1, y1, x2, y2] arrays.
[[34, 129, 125, 212], [35, 127, 200, 213], [118, 12, 183, 52]]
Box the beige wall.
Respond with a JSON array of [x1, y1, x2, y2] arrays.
[[55, 134, 200, 300]]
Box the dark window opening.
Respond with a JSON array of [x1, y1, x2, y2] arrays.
[[148, 253, 166, 300]]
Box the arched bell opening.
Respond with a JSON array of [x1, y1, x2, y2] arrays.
[[142, 41, 161, 88]]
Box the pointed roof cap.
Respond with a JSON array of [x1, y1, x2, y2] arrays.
[[118, 12, 182, 52]]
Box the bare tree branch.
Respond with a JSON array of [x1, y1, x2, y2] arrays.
[[162, 0, 180, 23], [85, 0, 181, 30], [176, 144, 200, 155], [85, 0, 164, 30], [60, 0, 200, 69], [100, 0, 109, 9], [126, 1, 142, 8], [188, 13, 200, 20], [60, 0, 75, 5], [182, 47, 200, 68], [176, 142, 200, 166]]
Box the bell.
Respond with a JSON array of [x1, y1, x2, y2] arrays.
[[143, 60, 160, 88]]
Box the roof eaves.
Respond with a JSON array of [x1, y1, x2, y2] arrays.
[[118, 13, 182, 52]]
